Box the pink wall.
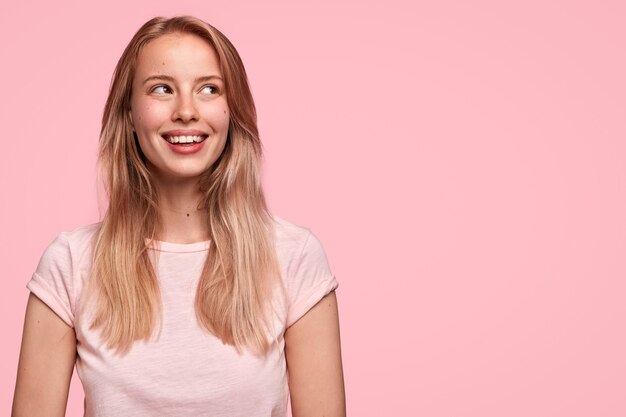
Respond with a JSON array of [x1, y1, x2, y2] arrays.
[[2, 0, 625, 415]]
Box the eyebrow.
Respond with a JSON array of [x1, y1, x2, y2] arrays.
[[142, 74, 223, 85]]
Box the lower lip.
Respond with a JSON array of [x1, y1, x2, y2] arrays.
[[162, 136, 207, 154]]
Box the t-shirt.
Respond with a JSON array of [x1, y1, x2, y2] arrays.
[[26, 215, 338, 417]]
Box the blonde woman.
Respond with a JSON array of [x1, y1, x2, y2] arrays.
[[12, 16, 345, 417]]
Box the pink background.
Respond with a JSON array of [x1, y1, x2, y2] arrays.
[[1, 0, 625, 415]]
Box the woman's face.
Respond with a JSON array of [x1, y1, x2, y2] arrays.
[[129, 32, 230, 182]]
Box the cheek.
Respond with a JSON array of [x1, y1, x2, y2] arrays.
[[219, 109, 230, 131], [133, 102, 170, 132], [131, 103, 169, 156], [201, 102, 230, 131]]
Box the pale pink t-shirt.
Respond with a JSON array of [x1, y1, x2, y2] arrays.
[[26, 216, 338, 417]]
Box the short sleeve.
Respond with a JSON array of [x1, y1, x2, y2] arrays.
[[286, 230, 339, 328], [26, 232, 75, 327]]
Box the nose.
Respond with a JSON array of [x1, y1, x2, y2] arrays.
[[172, 94, 199, 123]]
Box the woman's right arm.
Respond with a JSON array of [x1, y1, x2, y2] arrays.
[[12, 292, 77, 417]]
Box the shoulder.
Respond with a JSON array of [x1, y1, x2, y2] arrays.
[[59, 222, 100, 247], [38, 222, 101, 269], [270, 215, 322, 263], [55, 222, 100, 252], [29, 222, 101, 327], [271, 215, 312, 248], [270, 214, 333, 277], [270, 215, 338, 328]]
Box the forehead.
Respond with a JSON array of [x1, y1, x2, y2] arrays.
[[135, 32, 221, 78]]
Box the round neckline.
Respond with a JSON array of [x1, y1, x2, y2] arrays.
[[145, 238, 210, 253]]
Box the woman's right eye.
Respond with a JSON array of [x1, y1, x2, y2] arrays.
[[151, 85, 171, 94]]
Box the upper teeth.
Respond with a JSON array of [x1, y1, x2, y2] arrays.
[[166, 135, 205, 144]]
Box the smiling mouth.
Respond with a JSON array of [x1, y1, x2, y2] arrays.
[[161, 134, 208, 145]]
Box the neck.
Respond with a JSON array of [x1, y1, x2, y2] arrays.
[[153, 173, 210, 244]]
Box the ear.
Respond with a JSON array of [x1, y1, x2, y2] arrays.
[[128, 109, 134, 130]]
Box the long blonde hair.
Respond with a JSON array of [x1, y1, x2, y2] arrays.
[[84, 16, 282, 356]]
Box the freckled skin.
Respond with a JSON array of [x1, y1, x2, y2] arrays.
[[128, 33, 230, 182]]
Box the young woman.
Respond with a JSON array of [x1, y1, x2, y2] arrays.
[[12, 16, 345, 417]]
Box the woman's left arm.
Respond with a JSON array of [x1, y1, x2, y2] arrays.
[[284, 290, 346, 417]]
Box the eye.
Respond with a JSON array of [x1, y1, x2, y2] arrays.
[[151, 85, 172, 94], [200, 85, 219, 95]]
